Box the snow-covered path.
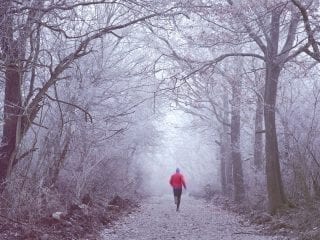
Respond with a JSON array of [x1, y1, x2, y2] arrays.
[[101, 195, 290, 240]]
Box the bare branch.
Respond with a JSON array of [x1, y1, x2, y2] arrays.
[[44, 94, 93, 123], [291, 0, 320, 61]]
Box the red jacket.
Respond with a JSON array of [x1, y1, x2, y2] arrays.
[[170, 173, 186, 189]]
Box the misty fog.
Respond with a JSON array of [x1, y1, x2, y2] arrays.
[[140, 108, 218, 196], [1, 1, 320, 239]]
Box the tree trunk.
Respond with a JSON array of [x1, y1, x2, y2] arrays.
[[222, 90, 233, 196], [219, 133, 227, 194], [253, 89, 264, 170], [45, 136, 71, 188], [0, 1, 23, 187], [264, 62, 287, 214], [0, 63, 22, 185], [231, 80, 245, 202]]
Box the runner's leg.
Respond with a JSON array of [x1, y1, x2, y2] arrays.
[[176, 189, 182, 211], [173, 189, 178, 205]]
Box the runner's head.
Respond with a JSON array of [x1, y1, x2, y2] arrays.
[[176, 168, 180, 173]]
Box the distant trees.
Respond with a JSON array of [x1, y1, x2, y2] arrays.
[[194, 0, 307, 213], [290, 0, 320, 199], [195, 0, 311, 213], [145, 0, 320, 214]]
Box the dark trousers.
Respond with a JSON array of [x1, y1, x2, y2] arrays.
[[173, 188, 182, 210]]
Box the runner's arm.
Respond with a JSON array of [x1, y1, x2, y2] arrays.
[[182, 176, 186, 189], [169, 176, 173, 187]]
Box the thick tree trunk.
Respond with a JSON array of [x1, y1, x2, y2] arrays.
[[264, 62, 287, 214], [231, 80, 245, 202], [253, 90, 264, 170], [0, 64, 22, 185], [0, 1, 23, 186]]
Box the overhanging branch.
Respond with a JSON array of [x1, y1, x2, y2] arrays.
[[45, 94, 93, 123]]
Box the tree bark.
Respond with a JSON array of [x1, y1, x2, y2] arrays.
[[0, 1, 23, 186], [230, 79, 245, 202], [0, 64, 22, 184], [219, 133, 227, 194], [253, 89, 264, 170], [222, 90, 233, 196], [264, 61, 287, 213]]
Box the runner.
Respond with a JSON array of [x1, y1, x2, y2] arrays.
[[169, 168, 187, 211]]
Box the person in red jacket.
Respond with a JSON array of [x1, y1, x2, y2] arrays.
[[169, 168, 186, 211]]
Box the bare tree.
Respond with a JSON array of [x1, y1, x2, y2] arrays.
[[0, 0, 175, 187], [186, 0, 309, 213]]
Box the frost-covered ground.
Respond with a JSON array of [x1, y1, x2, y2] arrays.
[[101, 195, 293, 240]]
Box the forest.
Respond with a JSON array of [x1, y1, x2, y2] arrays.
[[0, 0, 320, 239]]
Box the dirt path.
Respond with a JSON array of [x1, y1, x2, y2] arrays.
[[101, 195, 292, 240]]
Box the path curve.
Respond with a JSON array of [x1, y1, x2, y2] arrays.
[[101, 195, 290, 240]]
